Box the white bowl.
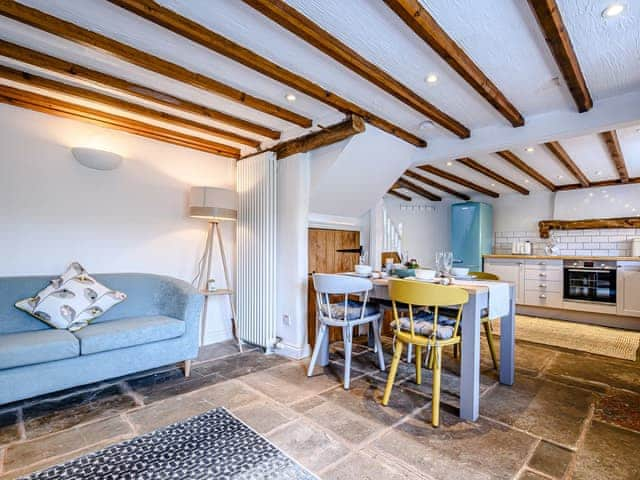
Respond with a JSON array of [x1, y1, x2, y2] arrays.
[[355, 264, 373, 275], [415, 269, 436, 280], [451, 267, 470, 277]]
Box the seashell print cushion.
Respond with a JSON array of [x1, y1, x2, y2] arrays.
[[15, 262, 127, 331]]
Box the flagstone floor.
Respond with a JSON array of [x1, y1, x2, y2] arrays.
[[0, 333, 639, 480]]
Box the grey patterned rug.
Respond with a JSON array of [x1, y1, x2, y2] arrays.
[[22, 408, 316, 479]]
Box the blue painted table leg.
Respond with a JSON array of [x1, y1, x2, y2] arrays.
[[499, 285, 516, 385], [460, 292, 482, 421]]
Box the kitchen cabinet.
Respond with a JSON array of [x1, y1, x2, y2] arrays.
[[484, 258, 525, 304], [523, 259, 563, 308], [617, 262, 640, 317]]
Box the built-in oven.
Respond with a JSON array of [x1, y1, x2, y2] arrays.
[[563, 260, 617, 304]]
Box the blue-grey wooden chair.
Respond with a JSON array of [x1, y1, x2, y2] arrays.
[[308, 274, 385, 389]]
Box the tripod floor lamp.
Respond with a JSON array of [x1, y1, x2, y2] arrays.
[[189, 186, 242, 351]]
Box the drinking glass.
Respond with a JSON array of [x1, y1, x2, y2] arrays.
[[435, 251, 443, 275], [442, 251, 453, 276]]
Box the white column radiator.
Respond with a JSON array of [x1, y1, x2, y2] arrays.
[[236, 152, 277, 350]]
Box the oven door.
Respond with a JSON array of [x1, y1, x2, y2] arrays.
[[563, 268, 617, 303]]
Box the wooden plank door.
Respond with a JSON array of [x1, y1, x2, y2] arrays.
[[307, 228, 360, 347]]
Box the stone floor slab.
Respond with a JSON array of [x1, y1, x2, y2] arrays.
[[22, 384, 136, 440], [573, 420, 640, 480], [480, 376, 595, 447], [2, 416, 131, 473], [544, 352, 640, 393], [231, 401, 298, 435], [192, 350, 289, 379], [322, 451, 426, 480], [267, 417, 350, 473], [240, 362, 344, 405], [194, 340, 247, 363], [0, 411, 20, 446], [594, 389, 640, 432], [372, 405, 537, 480], [527, 440, 573, 479]]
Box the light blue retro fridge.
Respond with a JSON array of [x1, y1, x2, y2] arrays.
[[451, 202, 493, 272]]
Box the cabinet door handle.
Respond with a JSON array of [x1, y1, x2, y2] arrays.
[[539, 273, 546, 277], [539, 262, 546, 265], [539, 294, 547, 299], [539, 284, 547, 288]]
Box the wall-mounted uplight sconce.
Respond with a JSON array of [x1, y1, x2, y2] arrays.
[[72, 147, 123, 171]]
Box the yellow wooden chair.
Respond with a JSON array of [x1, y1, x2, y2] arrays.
[[381, 279, 468, 427]]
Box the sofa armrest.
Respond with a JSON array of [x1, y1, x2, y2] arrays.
[[156, 278, 203, 343]]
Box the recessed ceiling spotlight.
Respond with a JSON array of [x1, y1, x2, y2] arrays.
[[602, 3, 625, 17], [285, 93, 297, 102], [446, 161, 453, 166], [419, 120, 435, 130], [557, 175, 564, 180], [524, 179, 530, 183], [491, 183, 496, 187], [596, 170, 603, 176], [425, 74, 438, 84], [524, 146, 535, 153]]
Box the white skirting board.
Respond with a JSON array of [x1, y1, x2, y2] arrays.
[[236, 152, 278, 350]]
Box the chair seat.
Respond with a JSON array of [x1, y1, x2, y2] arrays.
[[73, 315, 185, 355], [320, 300, 378, 321], [391, 316, 455, 340], [0, 329, 79, 370]]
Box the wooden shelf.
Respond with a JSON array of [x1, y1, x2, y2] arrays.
[[200, 289, 233, 297]]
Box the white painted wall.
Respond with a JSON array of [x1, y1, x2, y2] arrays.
[[383, 197, 454, 268], [0, 104, 236, 345], [309, 126, 416, 217], [477, 191, 555, 233], [554, 183, 640, 220], [276, 153, 311, 359]]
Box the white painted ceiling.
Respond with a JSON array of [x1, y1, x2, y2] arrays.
[[0, 0, 637, 187]]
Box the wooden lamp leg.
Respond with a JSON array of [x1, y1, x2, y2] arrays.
[[214, 222, 243, 352]]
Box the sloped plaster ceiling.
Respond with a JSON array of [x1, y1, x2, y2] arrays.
[[310, 126, 415, 217]]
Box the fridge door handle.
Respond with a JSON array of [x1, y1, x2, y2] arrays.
[[453, 258, 464, 264]]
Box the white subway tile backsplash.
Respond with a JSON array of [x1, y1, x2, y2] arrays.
[[493, 227, 637, 257]]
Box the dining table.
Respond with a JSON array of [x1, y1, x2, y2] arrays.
[[315, 276, 516, 422]]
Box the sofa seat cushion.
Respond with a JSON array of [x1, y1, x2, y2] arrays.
[[73, 315, 185, 355], [0, 329, 79, 370]]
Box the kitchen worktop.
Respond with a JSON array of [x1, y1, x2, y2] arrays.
[[484, 254, 640, 261]]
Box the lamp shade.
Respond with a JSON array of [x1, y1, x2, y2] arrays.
[[72, 147, 122, 171], [189, 186, 237, 221]]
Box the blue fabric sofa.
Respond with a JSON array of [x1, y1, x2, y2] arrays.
[[0, 273, 203, 405]]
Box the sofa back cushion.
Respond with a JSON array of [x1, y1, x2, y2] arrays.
[[1, 273, 191, 334]]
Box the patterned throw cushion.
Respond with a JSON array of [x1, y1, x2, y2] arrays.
[[319, 300, 378, 321], [391, 316, 455, 339], [15, 262, 126, 331]]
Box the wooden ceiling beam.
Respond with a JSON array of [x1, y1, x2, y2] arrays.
[[527, 0, 592, 112], [495, 150, 557, 191], [0, 0, 311, 127], [0, 40, 279, 140], [383, 0, 524, 127], [544, 141, 589, 187], [395, 178, 442, 201], [555, 177, 640, 191], [0, 84, 240, 158], [387, 189, 412, 201], [0, 64, 261, 148], [107, 0, 428, 146], [417, 165, 499, 198], [456, 157, 529, 195], [403, 169, 470, 200], [600, 131, 629, 183], [274, 115, 365, 160], [241, 0, 469, 137]]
